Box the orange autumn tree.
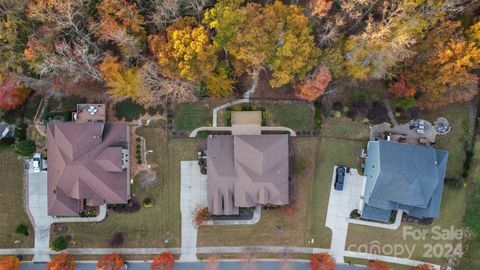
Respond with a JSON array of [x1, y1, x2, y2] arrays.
[[309, 0, 333, 17], [295, 65, 332, 101], [414, 264, 434, 270], [96, 0, 145, 39], [151, 252, 175, 270], [0, 75, 30, 110], [367, 260, 389, 270], [310, 253, 335, 270], [46, 253, 75, 270], [97, 253, 124, 270], [0, 256, 20, 270], [389, 75, 416, 98]]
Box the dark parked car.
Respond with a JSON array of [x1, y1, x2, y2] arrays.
[[335, 166, 346, 190]]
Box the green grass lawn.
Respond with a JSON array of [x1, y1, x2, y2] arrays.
[[174, 102, 212, 131], [320, 117, 371, 141], [419, 103, 470, 179], [0, 149, 34, 248], [262, 103, 315, 131], [57, 122, 196, 248]]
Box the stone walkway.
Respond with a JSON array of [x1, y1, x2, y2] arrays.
[[179, 161, 208, 261], [212, 99, 249, 127]]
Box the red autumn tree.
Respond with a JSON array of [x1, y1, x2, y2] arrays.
[[295, 65, 332, 101], [45, 253, 75, 270], [0, 256, 20, 270], [310, 253, 335, 270], [205, 255, 219, 270], [0, 76, 29, 111], [151, 252, 175, 270], [389, 75, 416, 98], [367, 260, 389, 270], [97, 253, 124, 270], [414, 264, 434, 270]]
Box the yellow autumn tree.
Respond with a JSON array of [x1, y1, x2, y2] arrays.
[[405, 21, 480, 109], [148, 17, 218, 83], [204, 64, 236, 97], [267, 1, 319, 87], [99, 55, 143, 101]]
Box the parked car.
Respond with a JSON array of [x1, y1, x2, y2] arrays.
[[335, 166, 346, 190], [33, 153, 42, 173]]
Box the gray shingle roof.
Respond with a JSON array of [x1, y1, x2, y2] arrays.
[[362, 140, 448, 222]]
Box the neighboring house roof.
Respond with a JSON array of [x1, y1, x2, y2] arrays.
[[207, 134, 289, 215], [47, 122, 129, 216], [362, 140, 448, 222]]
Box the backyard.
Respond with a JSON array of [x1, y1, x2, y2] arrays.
[[0, 148, 33, 248], [174, 102, 212, 132], [52, 121, 196, 248]]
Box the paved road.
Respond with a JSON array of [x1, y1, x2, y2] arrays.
[[20, 261, 365, 270]]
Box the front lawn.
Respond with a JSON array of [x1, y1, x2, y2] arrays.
[[0, 149, 33, 248], [55, 122, 196, 248], [174, 102, 212, 131], [320, 117, 370, 140]]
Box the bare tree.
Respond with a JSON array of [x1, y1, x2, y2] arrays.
[[184, 0, 210, 18], [103, 29, 143, 59], [151, 0, 183, 28]]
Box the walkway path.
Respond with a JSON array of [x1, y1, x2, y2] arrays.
[[179, 161, 208, 261], [212, 99, 249, 127], [383, 99, 398, 127], [33, 97, 46, 137]]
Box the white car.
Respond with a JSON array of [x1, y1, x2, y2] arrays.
[[33, 153, 42, 173]]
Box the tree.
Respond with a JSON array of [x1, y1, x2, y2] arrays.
[[99, 55, 143, 101], [46, 253, 75, 270], [0, 11, 31, 74], [295, 65, 332, 101], [149, 17, 218, 83], [468, 21, 480, 41], [151, 252, 175, 270], [14, 140, 36, 157], [404, 20, 480, 109], [52, 236, 69, 251], [137, 61, 196, 106], [0, 75, 29, 110], [309, 0, 333, 17], [389, 75, 416, 98], [267, 1, 319, 87], [204, 255, 219, 270], [202, 0, 246, 50], [150, 0, 183, 28], [414, 264, 434, 270], [96, 0, 145, 40], [204, 64, 235, 97], [367, 260, 389, 270], [0, 256, 20, 270], [310, 253, 335, 270], [97, 253, 124, 270]]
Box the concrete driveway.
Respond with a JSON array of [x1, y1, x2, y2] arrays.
[[325, 167, 366, 263], [179, 161, 208, 261]]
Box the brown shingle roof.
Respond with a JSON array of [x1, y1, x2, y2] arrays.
[[47, 122, 129, 216], [207, 134, 289, 215]]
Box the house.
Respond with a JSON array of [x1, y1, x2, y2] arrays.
[[207, 134, 289, 215], [360, 140, 448, 222], [47, 104, 130, 216]]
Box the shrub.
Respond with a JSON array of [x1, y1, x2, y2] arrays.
[[52, 236, 69, 251], [97, 253, 124, 270], [444, 178, 464, 189], [15, 224, 29, 236], [109, 233, 125, 248], [367, 101, 388, 122], [367, 260, 389, 270], [114, 99, 146, 121], [223, 111, 231, 126], [14, 140, 36, 157], [14, 123, 27, 142], [463, 141, 474, 178], [143, 198, 153, 208], [194, 207, 210, 227], [392, 96, 417, 111], [136, 137, 141, 143], [314, 103, 322, 132], [334, 111, 341, 118], [332, 101, 343, 111], [414, 263, 434, 270], [196, 131, 209, 138]]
